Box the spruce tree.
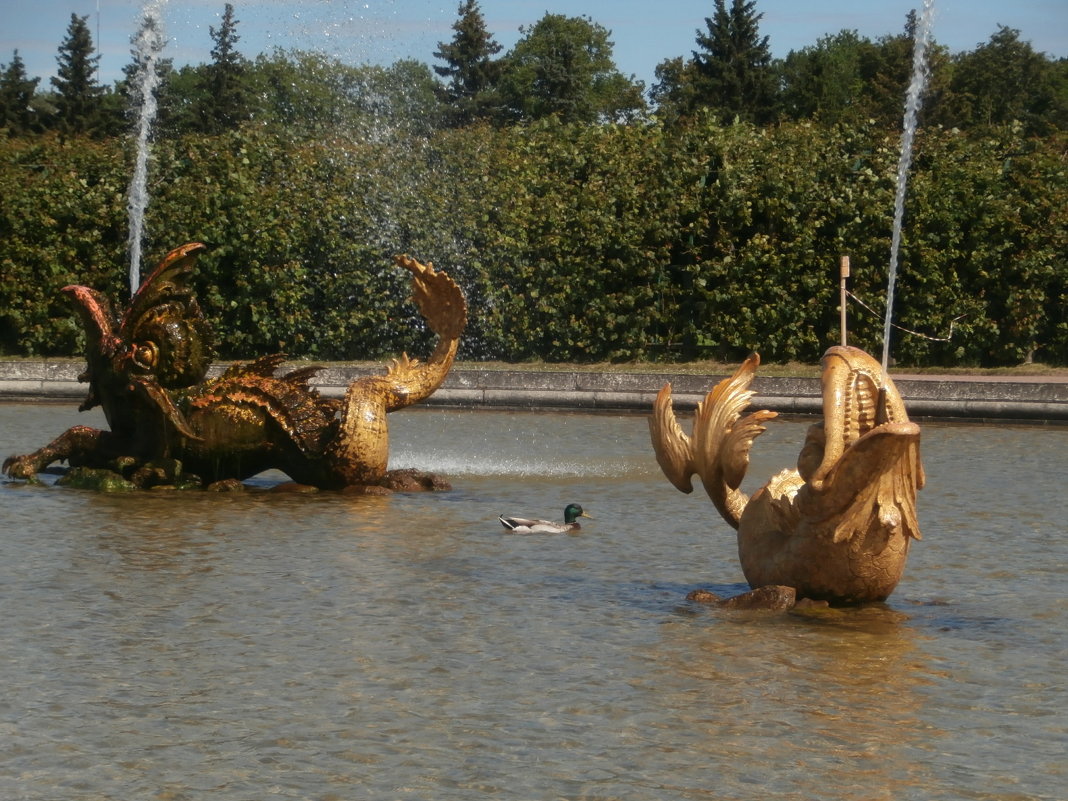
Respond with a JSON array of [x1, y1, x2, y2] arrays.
[[692, 0, 776, 124], [0, 50, 41, 133], [433, 0, 502, 125], [51, 13, 104, 135], [199, 3, 248, 133]]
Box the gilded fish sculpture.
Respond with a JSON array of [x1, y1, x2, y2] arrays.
[[3, 243, 467, 492], [649, 346, 924, 605]]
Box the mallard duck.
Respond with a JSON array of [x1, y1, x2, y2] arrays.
[[499, 504, 591, 534]]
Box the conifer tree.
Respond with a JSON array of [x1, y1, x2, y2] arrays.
[[198, 3, 248, 133], [691, 0, 776, 124], [121, 11, 173, 120], [0, 50, 41, 133], [51, 13, 104, 135], [433, 0, 502, 126]]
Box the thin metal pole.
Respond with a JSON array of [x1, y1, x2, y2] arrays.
[[839, 255, 850, 346]]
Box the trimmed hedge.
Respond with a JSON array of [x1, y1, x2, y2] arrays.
[[1, 118, 1064, 366]]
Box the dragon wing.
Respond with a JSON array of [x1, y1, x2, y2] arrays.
[[119, 242, 214, 389], [649, 355, 777, 528], [692, 353, 777, 529], [649, 383, 697, 493]]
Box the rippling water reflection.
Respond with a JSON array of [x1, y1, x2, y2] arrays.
[[1, 403, 1065, 800]]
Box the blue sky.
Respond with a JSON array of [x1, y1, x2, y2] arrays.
[[3, 0, 1066, 89]]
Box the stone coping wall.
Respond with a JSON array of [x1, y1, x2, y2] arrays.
[[1, 360, 1066, 423]]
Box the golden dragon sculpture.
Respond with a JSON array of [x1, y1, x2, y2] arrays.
[[4, 243, 467, 492], [649, 346, 924, 605]]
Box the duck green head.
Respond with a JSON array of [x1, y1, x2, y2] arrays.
[[564, 504, 591, 523]]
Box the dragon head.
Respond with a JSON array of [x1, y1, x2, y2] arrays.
[[797, 346, 916, 489], [63, 243, 214, 443], [791, 345, 925, 550]]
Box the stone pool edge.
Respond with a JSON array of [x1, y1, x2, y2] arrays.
[[2, 360, 1066, 424]]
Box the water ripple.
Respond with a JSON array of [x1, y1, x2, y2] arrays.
[[1, 407, 1065, 800]]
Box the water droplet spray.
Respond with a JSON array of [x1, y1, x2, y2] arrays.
[[882, 0, 936, 379], [127, 0, 169, 297]]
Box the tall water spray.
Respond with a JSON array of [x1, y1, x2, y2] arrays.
[[126, 0, 168, 297], [882, 0, 936, 374]]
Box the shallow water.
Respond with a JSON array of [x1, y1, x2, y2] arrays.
[[2, 403, 1065, 800]]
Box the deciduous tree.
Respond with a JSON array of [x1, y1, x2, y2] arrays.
[[935, 26, 1063, 134], [497, 13, 645, 124], [778, 31, 868, 124]]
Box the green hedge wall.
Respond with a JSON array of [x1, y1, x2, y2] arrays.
[[1, 118, 1064, 366]]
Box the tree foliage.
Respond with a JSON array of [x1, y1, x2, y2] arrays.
[[934, 26, 1066, 134], [8, 1, 1065, 136], [777, 23, 953, 130], [496, 14, 645, 124], [197, 3, 249, 134], [51, 14, 105, 136], [433, 0, 503, 126], [656, 0, 776, 124], [0, 51, 41, 134], [121, 12, 171, 116]]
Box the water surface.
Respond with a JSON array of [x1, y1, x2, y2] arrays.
[[2, 403, 1065, 800]]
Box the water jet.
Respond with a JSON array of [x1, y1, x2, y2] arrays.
[[126, 0, 169, 296]]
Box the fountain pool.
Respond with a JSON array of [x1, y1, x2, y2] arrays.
[[1, 403, 1065, 800]]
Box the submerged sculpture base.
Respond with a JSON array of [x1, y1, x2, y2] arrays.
[[342, 469, 452, 495], [686, 585, 832, 611], [42, 463, 451, 494]]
